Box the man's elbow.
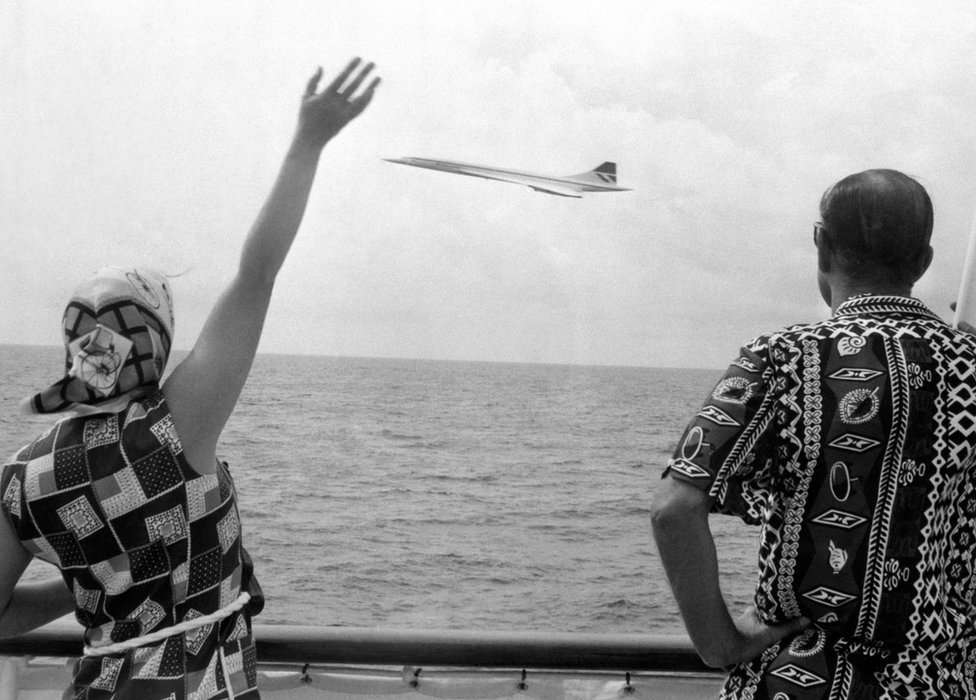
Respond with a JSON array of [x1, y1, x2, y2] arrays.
[[697, 644, 736, 669]]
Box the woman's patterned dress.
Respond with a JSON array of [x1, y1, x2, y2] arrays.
[[1, 391, 260, 699]]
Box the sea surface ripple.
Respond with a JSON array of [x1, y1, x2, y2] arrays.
[[0, 346, 758, 634]]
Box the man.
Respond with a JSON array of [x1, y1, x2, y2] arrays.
[[651, 169, 976, 699]]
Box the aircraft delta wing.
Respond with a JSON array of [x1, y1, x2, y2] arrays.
[[383, 157, 632, 198]]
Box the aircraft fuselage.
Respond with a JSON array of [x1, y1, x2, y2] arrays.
[[384, 157, 631, 197]]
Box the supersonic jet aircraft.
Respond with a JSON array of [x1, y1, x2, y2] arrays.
[[383, 157, 631, 198]]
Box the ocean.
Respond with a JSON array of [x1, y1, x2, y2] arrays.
[[0, 345, 759, 635]]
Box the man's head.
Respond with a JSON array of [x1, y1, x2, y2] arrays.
[[816, 169, 933, 293]]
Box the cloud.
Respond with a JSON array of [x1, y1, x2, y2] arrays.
[[3, 1, 976, 367]]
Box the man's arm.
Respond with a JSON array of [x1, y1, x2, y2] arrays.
[[650, 477, 807, 667], [163, 58, 380, 473]]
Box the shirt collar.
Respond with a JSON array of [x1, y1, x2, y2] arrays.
[[832, 294, 943, 322]]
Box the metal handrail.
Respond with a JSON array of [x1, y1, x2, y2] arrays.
[[0, 622, 717, 674]]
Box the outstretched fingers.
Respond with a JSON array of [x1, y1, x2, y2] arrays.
[[339, 61, 376, 99], [295, 57, 379, 146], [349, 75, 381, 116], [325, 56, 363, 94], [304, 66, 324, 97]]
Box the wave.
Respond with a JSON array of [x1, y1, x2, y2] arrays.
[[424, 473, 500, 483], [379, 429, 425, 441], [378, 428, 448, 449], [0, 349, 746, 634]]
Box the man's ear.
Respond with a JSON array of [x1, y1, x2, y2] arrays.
[[817, 235, 833, 274], [913, 245, 934, 281]]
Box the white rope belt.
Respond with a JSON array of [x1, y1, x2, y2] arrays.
[[83, 592, 251, 657]]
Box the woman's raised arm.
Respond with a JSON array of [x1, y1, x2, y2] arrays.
[[163, 57, 380, 473]]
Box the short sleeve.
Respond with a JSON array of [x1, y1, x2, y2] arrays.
[[663, 336, 778, 523]]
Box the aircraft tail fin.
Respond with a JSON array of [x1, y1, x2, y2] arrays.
[[567, 162, 618, 185]]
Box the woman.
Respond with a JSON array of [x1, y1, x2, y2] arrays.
[[0, 57, 379, 699]]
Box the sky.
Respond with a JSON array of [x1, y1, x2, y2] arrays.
[[2, 0, 976, 369]]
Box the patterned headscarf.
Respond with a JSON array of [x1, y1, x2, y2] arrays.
[[24, 267, 175, 414]]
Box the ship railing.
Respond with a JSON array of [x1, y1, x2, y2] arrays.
[[0, 622, 725, 699]]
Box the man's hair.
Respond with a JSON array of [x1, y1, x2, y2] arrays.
[[818, 169, 933, 285]]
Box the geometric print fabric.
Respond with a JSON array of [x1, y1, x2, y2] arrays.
[[0, 390, 259, 699], [665, 295, 976, 699]]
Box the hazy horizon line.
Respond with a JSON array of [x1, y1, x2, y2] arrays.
[[0, 342, 718, 374]]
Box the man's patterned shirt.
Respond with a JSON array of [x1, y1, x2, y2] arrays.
[[666, 295, 976, 699]]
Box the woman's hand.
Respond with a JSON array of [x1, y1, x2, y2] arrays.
[[163, 56, 380, 473], [295, 57, 380, 150]]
